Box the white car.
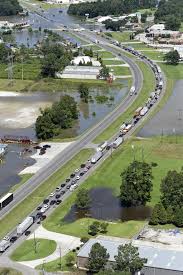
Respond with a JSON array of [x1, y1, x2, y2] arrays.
[[3, 235, 10, 241], [76, 175, 80, 180], [75, 168, 80, 173], [49, 192, 55, 197], [70, 184, 78, 191], [40, 204, 49, 213], [56, 187, 61, 192]]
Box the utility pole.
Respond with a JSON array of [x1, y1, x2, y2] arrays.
[[59, 246, 62, 270], [7, 52, 13, 84], [131, 144, 135, 162], [21, 56, 24, 81], [34, 232, 37, 254], [141, 146, 144, 162]]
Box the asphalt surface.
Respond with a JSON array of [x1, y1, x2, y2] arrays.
[[0, 35, 143, 220]]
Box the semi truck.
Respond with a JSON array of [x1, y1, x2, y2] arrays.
[[113, 137, 123, 148], [91, 151, 103, 164], [134, 107, 143, 118], [140, 106, 148, 116], [97, 141, 108, 152], [0, 239, 10, 252], [17, 216, 34, 235]]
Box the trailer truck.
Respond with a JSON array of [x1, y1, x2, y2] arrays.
[[0, 239, 10, 252], [113, 137, 123, 148], [140, 106, 148, 116], [91, 151, 103, 164], [17, 216, 34, 235]]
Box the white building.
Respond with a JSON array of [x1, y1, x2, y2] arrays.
[[149, 24, 165, 32], [174, 46, 183, 59], [56, 65, 102, 80], [71, 56, 101, 66]]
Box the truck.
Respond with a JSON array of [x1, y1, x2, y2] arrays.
[[113, 137, 123, 148], [97, 141, 108, 152], [120, 123, 126, 132], [91, 151, 103, 164], [140, 106, 148, 116], [17, 216, 34, 235], [130, 86, 135, 96], [134, 107, 143, 118], [0, 239, 10, 252]]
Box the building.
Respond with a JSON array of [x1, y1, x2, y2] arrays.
[[71, 56, 101, 66], [77, 237, 183, 274], [174, 46, 183, 59], [0, 144, 8, 156], [56, 65, 102, 80]]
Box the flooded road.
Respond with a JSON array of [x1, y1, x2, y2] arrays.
[[139, 80, 183, 137], [64, 188, 152, 222]]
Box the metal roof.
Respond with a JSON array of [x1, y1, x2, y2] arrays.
[[77, 238, 183, 272]]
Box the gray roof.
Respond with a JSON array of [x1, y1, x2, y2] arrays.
[[77, 238, 183, 272]]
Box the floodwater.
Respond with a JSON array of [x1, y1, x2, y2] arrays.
[[139, 80, 183, 137], [0, 85, 127, 139], [64, 188, 152, 222], [0, 144, 35, 196]]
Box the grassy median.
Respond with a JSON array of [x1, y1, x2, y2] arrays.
[[0, 149, 93, 239], [93, 60, 156, 143]]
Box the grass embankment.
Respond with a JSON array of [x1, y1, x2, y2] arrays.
[[106, 32, 133, 42], [44, 136, 183, 238], [0, 149, 93, 239], [93, 60, 155, 143], [11, 239, 56, 261], [36, 251, 77, 272], [10, 174, 33, 193], [0, 268, 22, 275], [110, 66, 131, 76]]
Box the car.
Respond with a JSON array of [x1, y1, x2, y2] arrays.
[[71, 179, 77, 185], [118, 53, 121, 56], [3, 236, 10, 241], [76, 175, 80, 180], [25, 230, 31, 236], [34, 145, 41, 150], [36, 212, 42, 219], [43, 199, 49, 204], [49, 192, 55, 197], [70, 173, 75, 178], [86, 165, 91, 169], [10, 236, 17, 243], [50, 200, 56, 205], [39, 150, 46, 155], [40, 215, 46, 221], [60, 190, 65, 195], [75, 168, 80, 173], [56, 200, 62, 205], [66, 178, 70, 182], [61, 183, 66, 188], [40, 204, 49, 213], [84, 167, 88, 173], [55, 194, 61, 199], [80, 163, 85, 168], [56, 187, 61, 192], [37, 206, 42, 211], [43, 144, 51, 148], [80, 172, 84, 176], [66, 185, 71, 189]]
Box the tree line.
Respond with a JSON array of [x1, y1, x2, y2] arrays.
[[0, 0, 22, 16], [155, 0, 183, 30], [68, 0, 156, 18]]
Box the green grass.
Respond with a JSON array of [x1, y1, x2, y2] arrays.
[[110, 66, 131, 76], [0, 79, 34, 91], [10, 174, 33, 193], [140, 51, 165, 61], [160, 63, 183, 80], [107, 32, 133, 42], [11, 239, 56, 261], [0, 268, 22, 275], [98, 51, 115, 59], [103, 59, 124, 65], [36, 251, 77, 272], [93, 60, 155, 143], [125, 43, 149, 51], [0, 149, 93, 239]]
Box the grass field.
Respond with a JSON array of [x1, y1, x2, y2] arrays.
[[125, 43, 150, 51], [140, 51, 165, 61], [36, 251, 77, 272], [0, 149, 93, 239], [103, 60, 124, 65], [93, 60, 155, 143], [11, 239, 56, 261], [107, 32, 133, 42], [98, 51, 116, 59], [110, 66, 131, 76], [0, 268, 22, 275], [10, 174, 33, 193]]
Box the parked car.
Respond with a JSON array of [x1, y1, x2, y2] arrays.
[[3, 236, 10, 241], [76, 175, 80, 180], [80, 163, 85, 168], [66, 178, 70, 182], [56, 200, 62, 205], [70, 173, 75, 178], [75, 168, 80, 173], [25, 230, 31, 236], [37, 206, 42, 211], [56, 187, 61, 192], [43, 199, 49, 204], [50, 200, 56, 205], [60, 190, 65, 195]]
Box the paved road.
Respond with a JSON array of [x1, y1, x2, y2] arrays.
[[0, 34, 143, 220]]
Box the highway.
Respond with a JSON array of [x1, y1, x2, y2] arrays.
[[0, 31, 143, 219]]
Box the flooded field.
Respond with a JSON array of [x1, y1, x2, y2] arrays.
[[139, 80, 183, 137], [0, 85, 127, 139], [64, 188, 152, 222]]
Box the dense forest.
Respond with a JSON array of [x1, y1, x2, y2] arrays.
[[68, 0, 156, 18], [155, 0, 183, 30], [0, 0, 22, 16]]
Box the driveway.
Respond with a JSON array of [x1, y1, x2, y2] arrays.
[[19, 225, 81, 268]]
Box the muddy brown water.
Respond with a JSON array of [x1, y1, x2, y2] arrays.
[[64, 188, 152, 222]]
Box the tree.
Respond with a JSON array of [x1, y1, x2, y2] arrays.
[[120, 161, 153, 206], [41, 53, 60, 77], [99, 65, 110, 80], [75, 188, 91, 209], [149, 204, 159, 225], [149, 203, 167, 225], [173, 208, 183, 227], [160, 169, 183, 209], [166, 206, 174, 223], [165, 15, 181, 31], [0, 44, 10, 63], [0, 0, 22, 16], [78, 83, 89, 103], [164, 50, 180, 65], [65, 253, 75, 267], [114, 243, 147, 274], [87, 242, 109, 272], [88, 221, 101, 236], [100, 222, 108, 233]]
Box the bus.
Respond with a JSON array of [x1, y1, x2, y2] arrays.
[[0, 193, 13, 209]]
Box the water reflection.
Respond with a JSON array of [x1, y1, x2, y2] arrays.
[[64, 188, 152, 222]]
